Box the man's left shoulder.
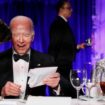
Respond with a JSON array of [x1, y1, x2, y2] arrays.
[[31, 49, 52, 57], [31, 49, 55, 65]]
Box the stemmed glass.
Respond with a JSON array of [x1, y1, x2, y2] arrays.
[[84, 62, 97, 98], [70, 69, 87, 99], [100, 70, 105, 96], [95, 59, 105, 101], [85, 79, 96, 98]]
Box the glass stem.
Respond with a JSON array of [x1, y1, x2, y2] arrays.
[[88, 88, 90, 98], [77, 89, 80, 99]]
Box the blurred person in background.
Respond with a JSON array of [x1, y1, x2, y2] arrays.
[[48, 0, 85, 80]]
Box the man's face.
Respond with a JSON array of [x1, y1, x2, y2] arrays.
[[11, 21, 34, 55], [61, 2, 72, 18]]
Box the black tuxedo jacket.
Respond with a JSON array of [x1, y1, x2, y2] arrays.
[[0, 48, 77, 98], [48, 16, 77, 79], [48, 16, 77, 66]]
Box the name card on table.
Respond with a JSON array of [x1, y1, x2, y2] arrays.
[[26, 96, 71, 105]]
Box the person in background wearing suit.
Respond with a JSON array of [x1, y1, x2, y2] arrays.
[[48, 0, 85, 80], [0, 15, 77, 99]]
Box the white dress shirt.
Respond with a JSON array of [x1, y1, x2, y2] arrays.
[[12, 51, 30, 98], [59, 15, 68, 22]]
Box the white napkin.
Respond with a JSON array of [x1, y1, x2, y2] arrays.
[[28, 67, 58, 88]]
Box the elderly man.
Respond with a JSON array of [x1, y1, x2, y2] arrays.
[[0, 16, 76, 98]]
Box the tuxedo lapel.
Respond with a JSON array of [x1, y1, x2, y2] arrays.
[[29, 49, 42, 70], [25, 49, 42, 97], [6, 49, 14, 82]]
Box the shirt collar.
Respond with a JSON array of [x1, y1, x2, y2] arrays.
[[13, 49, 31, 57], [59, 15, 68, 22], [13, 49, 31, 62]]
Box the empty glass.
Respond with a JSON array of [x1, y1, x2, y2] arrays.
[[84, 62, 97, 98], [70, 69, 87, 99]]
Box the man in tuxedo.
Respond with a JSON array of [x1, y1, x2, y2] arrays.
[[48, 0, 85, 80], [0, 16, 76, 98]]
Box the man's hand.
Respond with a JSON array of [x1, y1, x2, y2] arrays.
[[43, 72, 60, 88], [1, 81, 21, 97], [77, 43, 85, 49]]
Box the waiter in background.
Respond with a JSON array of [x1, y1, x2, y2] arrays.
[[48, 0, 85, 80]]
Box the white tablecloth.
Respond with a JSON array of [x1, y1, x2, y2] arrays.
[[0, 98, 105, 105], [72, 99, 105, 105], [0, 99, 25, 105]]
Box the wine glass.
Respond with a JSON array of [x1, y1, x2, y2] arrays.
[[100, 70, 105, 96], [70, 69, 87, 99], [95, 59, 105, 96], [84, 62, 97, 98], [94, 59, 105, 100], [85, 79, 97, 98]]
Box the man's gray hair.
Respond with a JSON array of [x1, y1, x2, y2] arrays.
[[10, 15, 34, 31]]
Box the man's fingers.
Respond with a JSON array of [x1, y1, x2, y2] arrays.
[[43, 73, 60, 88], [44, 73, 60, 80], [7, 89, 20, 96], [3, 81, 21, 96], [44, 78, 60, 84], [49, 73, 60, 78], [9, 86, 21, 93], [9, 82, 21, 89]]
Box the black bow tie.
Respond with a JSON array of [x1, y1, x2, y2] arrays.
[[13, 54, 29, 62]]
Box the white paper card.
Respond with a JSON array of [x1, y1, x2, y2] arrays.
[[28, 67, 58, 88], [26, 96, 71, 105]]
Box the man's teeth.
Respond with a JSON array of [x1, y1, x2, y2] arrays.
[[18, 45, 25, 47]]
